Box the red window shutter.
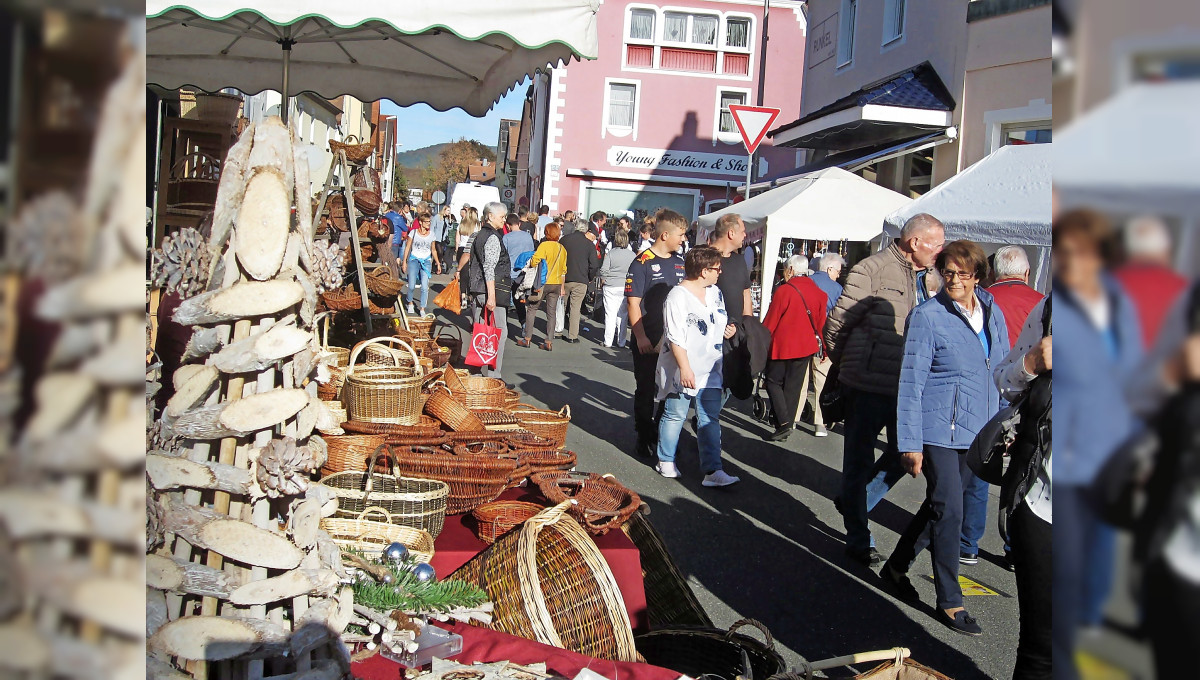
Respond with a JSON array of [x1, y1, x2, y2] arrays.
[[661, 48, 717, 73], [723, 53, 749, 76], [626, 45, 653, 68]]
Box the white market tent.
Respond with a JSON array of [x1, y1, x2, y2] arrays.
[[1054, 81, 1200, 274], [147, 0, 600, 116], [698, 167, 912, 318], [884, 143, 1052, 289]]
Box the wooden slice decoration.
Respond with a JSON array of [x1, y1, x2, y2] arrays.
[[234, 168, 291, 281], [228, 568, 340, 606], [146, 553, 235, 599], [164, 500, 303, 570], [165, 364, 218, 417], [218, 388, 308, 433], [149, 615, 289, 661]]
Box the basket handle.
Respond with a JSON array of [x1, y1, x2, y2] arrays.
[[796, 648, 910, 680], [436, 324, 464, 343], [357, 506, 392, 524], [344, 135, 361, 144], [558, 405, 571, 419], [726, 619, 776, 651], [346, 337, 421, 375], [397, 300, 412, 332], [362, 444, 397, 496]]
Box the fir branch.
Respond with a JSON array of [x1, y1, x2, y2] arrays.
[[348, 550, 488, 615]]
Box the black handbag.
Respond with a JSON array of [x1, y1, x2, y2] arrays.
[[818, 362, 846, 426]]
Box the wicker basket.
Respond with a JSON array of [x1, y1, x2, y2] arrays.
[[397, 306, 436, 338], [504, 432, 559, 453], [321, 400, 348, 429], [427, 345, 452, 369], [343, 339, 427, 425], [513, 405, 571, 449], [471, 500, 545, 545], [388, 444, 515, 514], [532, 471, 641, 536], [321, 433, 388, 476], [518, 449, 577, 475], [450, 376, 509, 410], [502, 389, 522, 408], [445, 429, 511, 446], [509, 402, 540, 412], [329, 135, 374, 164], [321, 447, 449, 537], [621, 512, 713, 629], [635, 620, 785, 680], [366, 268, 405, 297], [320, 507, 435, 562], [341, 416, 443, 437], [450, 502, 638, 662], [321, 285, 364, 312], [425, 386, 486, 432], [192, 92, 242, 124], [766, 649, 945, 680], [435, 326, 465, 365], [474, 408, 521, 431]]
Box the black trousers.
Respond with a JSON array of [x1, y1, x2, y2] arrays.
[[1009, 500, 1052, 680], [764, 357, 811, 429], [631, 342, 662, 457], [1144, 557, 1200, 678], [887, 444, 971, 610]]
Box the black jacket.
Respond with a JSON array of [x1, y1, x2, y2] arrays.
[[561, 231, 600, 284], [723, 314, 773, 400]]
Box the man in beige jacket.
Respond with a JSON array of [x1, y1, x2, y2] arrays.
[[824, 213, 944, 566]]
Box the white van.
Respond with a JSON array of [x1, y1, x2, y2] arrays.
[[448, 182, 501, 217]]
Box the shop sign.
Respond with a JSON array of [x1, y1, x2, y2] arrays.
[[606, 146, 748, 176], [809, 14, 836, 68]]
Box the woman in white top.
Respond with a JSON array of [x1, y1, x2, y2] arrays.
[[654, 245, 740, 487], [401, 211, 441, 315]]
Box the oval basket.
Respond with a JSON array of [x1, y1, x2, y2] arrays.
[[518, 449, 577, 475], [320, 507, 435, 562], [321, 433, 388, 476], [450, 502, 638, 662], [435, 326, 464, 365], [320, 447, 448, 537], [342, 339, 427, 425], [445, 429, 512, 446], [504, 432, 559, 453], [365, 268, 405, 298], [513, 405, 572, 449], [424, 386, 486, 432], [471, 500, 545, 545], [474, 408, 521, 431], [387, 444, 515, 514], [321, 285, 364, 312], [450, 376, 508, 410], [341, 416, 443, 437], [329, 135, 374, 163], [636, 620, 786, 680], [532, 471, 641, 536]]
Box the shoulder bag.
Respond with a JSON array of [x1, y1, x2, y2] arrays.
[[527, 244, 564, 304]]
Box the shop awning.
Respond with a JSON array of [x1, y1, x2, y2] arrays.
[[146, 0, 600, 116], [769, 61, 955, 150]]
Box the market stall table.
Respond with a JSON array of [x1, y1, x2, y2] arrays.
[[436, 487, 650, 633]]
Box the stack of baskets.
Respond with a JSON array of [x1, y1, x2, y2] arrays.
[[321, 445, 450, 537], [386, 444, 517, 514]]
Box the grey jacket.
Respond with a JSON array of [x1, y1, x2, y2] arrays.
[[823, 241, 924, 396], [599, 247, 636, 288]]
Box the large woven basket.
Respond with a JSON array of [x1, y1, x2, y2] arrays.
[[450, 376, 508, 410], [425, 386, 486, 432], [342, 339, 427, 425], [321, 447, 448, 537], [621, 512, 713, 629], [451, 502, 638, 662], [397, 306, 436, 338], [435, 326, 464, 365], [387, 444, 515, 514], [329, 135, 374, 163], [471, 500, 545, 545], [321, 433, 388, 476], [365, 268, 405, 298], [518, 449, 577, 475], [321, 507, 435, 562], [635, 620, 785, 680], [363, 336, 421, 367], [513, 405, 572, 449], [532, 471, 641, 536], [341, 416, 443, 437], [321, 285, 364, 312]]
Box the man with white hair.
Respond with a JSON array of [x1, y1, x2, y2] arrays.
[[1114, 215, 1188, 348], [988, 246, 1045, 350], [795, 252, 845, 436]]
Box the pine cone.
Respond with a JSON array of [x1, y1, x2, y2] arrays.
[[255, 437, 320, 498], [147, 485, 166, 553], [149, 418, 180, 453], [10, 191, 89, 281], [150, 227, 212, 297], [311, 240, 344, 294]]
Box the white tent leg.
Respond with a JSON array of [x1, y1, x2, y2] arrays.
[[759, 228, 781, 320]]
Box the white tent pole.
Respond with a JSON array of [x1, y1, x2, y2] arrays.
[[760, 227, 780, 320]]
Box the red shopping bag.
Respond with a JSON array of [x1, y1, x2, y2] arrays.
[[465, 309, 501, 369]]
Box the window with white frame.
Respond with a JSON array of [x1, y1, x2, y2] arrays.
[[623, 7, 752, 76], [718, 90, 747, 134], [1000, 121, 1051, 146], [607, 83, 637, 130], [837, 0, 857, 66], [882, 0, 905, 45]]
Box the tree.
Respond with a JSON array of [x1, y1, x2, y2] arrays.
[[392, 162, 410, 200], [425, 138, 496, 196]]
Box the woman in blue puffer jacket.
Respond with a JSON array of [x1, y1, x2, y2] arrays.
[[879, 240, 1009, 637]]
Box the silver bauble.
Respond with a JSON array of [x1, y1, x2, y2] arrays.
[[412, 563, 436, 583], [384, 542, 409, 563]]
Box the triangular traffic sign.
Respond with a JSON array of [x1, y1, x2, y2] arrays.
[[728, 104, 781, 155]]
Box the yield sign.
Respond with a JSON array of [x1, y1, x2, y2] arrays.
[[728, 104, 781, 155]]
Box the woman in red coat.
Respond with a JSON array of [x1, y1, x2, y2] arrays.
[[761, 255, 828, 442]]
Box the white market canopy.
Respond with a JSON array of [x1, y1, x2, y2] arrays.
[[697, 167, 912, 319], [146, 0, 600, 116], [883, 143, 1051, 246], [1054, 81, 1200, 218]]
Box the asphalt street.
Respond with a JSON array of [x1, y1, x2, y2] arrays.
[[422, 276, 1023, 680]]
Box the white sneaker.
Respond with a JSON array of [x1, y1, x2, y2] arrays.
[[702, 470, 740, 487], [406, 303, 416, 314], [815, 424, 829, 437], [655, 461, 680, 478]]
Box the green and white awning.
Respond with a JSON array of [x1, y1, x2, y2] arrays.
[[147, 0, 599, 115]]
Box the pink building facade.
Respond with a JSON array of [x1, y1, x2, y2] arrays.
[[535, 0, 808, 222]]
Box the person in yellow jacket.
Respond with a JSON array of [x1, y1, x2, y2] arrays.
[[515, 222, 568, 351]]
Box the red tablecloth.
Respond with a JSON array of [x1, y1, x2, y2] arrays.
[[435, 488, 649, 633], [352, 621, 680, 680]]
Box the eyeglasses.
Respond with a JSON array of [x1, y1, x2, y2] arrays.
[[706, 266, 722, 273], [939, 269, 975, 281]]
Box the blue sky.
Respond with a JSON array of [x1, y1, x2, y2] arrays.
[[380, 80, 527, 152]]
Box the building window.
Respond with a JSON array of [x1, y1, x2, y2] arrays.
[[837, 0, 857, 66], [629, 8, 655, 41], [726, 18, 750, 49], [883, 0, 905, 45], [1001, 121, 1052, 146], [718, 91, 746, 134], [607, 83, 637, 129], [662, 11, 719, 47]]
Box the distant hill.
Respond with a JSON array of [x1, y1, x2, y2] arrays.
[[395, 142, 497, 170]]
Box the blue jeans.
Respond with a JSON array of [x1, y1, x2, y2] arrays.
[[1055, 485, 1114, 680], [392, 242, 404, 261], [960, 470, 989, 554], [863, 462, 908, 548], [406, 257, 433, 309], [841, 388, 903, 553], [657, 388, 724, 474]]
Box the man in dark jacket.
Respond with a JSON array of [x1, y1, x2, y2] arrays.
[[824, 213, 944, 566], [561, 220, 600, 343]]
